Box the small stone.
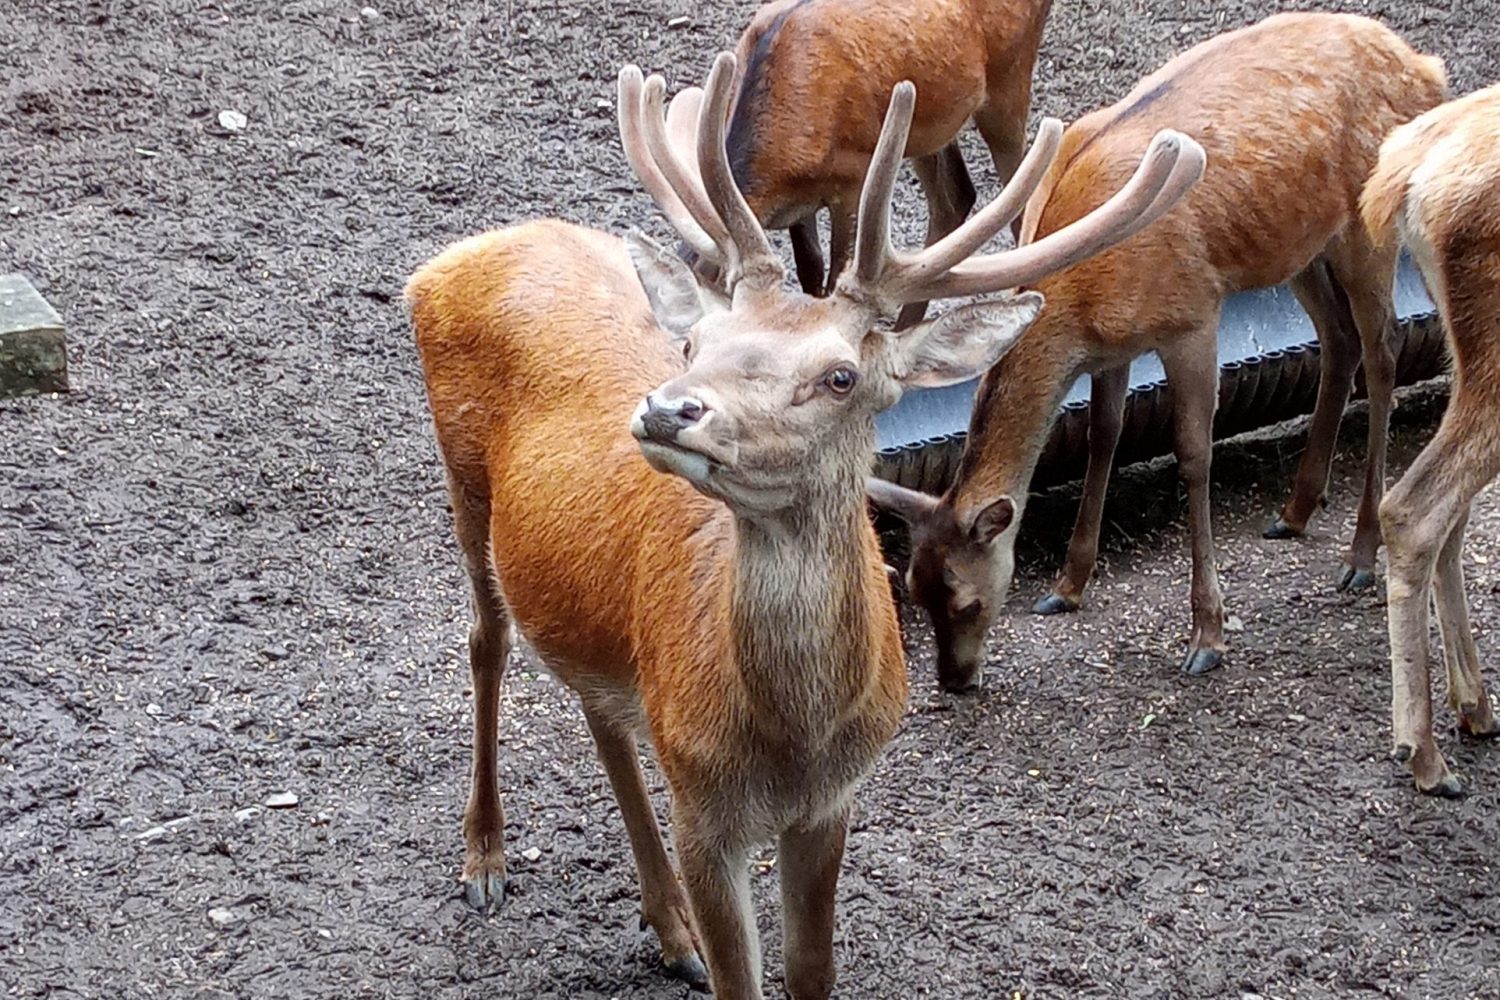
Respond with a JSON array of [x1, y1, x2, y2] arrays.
[[360, 5, 380, 19], [218, 109, 248, 132], [234, 806, 262, 823], [265, 791, 299, 809], [145, 703, 163, 717], [316, 928, 333, 939], [208, 907, 239, 928], [520, 846, 542, 862], [667, 15, 689, 29], [1225, 615, 1245, 633], [261, 644, 289, 661], [1288, 713, 1307, 724], [135, 825, 169, 842]]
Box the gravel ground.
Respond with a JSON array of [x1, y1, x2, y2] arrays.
[[3, 0, 1500, 997]]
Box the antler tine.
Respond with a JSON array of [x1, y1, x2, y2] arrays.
[[906, 129, 1206, 302], [894, 118, 1063, 290], [696, 51, 783, 288], [851, 81, 917, 285], [617, 66, 722, 261], [635, 72, 735, 259]]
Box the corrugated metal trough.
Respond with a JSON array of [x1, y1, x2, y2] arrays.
[[873, 255, 1444, 491]]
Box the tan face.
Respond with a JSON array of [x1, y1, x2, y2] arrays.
[[627, 234, 1046, 517]]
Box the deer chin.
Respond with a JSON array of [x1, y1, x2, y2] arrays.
[[638, 438, 718, 485]]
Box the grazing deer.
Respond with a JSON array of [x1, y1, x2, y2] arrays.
[[720, 0, 1054, 327], [867, 12, 1446, 688], [407, 50, 1202, 998], [1362, 83, 1500, 797]]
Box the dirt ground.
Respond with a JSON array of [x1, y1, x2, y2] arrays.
[[4, 0, 1500, 997]]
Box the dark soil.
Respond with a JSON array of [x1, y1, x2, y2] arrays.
[[3, 1, 1500, 998]]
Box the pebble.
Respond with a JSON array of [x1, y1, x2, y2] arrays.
[[208, 907, 239, 928], [217, 109, 248, 132], [520, 846, 542, 862], [667, 15, 689, 29], [234, 806, 263, 823], [1225, 615, 1245, 633], [261, 644, 289, 661], [265, 792, 300, 809], [360, 6, 380, 19]]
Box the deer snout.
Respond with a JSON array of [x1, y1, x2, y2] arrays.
[[634, 393, 708, 445]]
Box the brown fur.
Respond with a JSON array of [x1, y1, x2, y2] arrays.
[[1362, 84, 1500, 795], [899, 13, 1447, 682], [407, 220, 907, 997], [728, 0, 1053, 306]]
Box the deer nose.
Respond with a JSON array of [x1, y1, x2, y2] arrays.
[[639, 393, 707, 443]]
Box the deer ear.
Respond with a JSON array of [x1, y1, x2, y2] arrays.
[[894, 291, 1045, 389], [968, 496, 1016, 544], [865, 477, 940, 523], [625, 230, 721, 337]]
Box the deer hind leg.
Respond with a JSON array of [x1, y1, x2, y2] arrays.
[[1432, 506, 1499, 739], [1328, 237, 1400, 592], [895, 143, 977, 330], [580, 705, 707, 988], [973, 83, 1030, 241], [789, 216, 826, 297], [447, 475, 513, 911], [1036, 365, 1129, 615], [1267, 260, 1362, 540], [779, 809, 849, 1000], [1160, 325, 1228, 676]]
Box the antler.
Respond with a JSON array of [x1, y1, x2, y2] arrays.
[[617, 53, 785, 291], [843, 88, 1206, 311]]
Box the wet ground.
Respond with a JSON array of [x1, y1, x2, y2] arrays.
[[3, 0, 1500, 997]]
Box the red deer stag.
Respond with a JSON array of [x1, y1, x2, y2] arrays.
[[868, 13, 1446, 688], [717, 0, 1054, 327], [1363, 83, 1500, 797], [407, 51, 1202, 998]]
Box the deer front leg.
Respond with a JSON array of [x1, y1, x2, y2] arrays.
[[789, 216, 826, 297], [677, 828, 762, 1000], [779, 809, 849, 1000], [1161, 330, 1227, 676], [896, 143, 977, 330], [1268, 260, 1361, 539], [582, 706, 707, 988], [1035, 365, 1128, 615], [1330, 241, 1399, 592]]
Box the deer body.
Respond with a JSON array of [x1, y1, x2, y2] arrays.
[[727, 0, 1053, 319], [1362, 83, 1500, 797], [413, 49, 1202, 997], [871, 13, 1445, 686]]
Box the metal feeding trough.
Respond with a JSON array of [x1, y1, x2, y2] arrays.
[[873, 255, 1445, 492]]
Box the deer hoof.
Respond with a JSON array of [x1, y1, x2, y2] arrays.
[[1262, 517, 1302, 540], [664, 952, 710, 991], [463, 870, 506, 912], [1032, 592, 1080, 616], [1420, 772, 1467, 799], [1180, 648, 1224, 676], [1335, 563, 1377, 592]]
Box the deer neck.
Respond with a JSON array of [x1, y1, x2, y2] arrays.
[[949, 313, 1083, 523], [724, 450, 879, 742]]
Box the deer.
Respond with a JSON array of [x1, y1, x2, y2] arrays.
[[406, 49, 1203, 999], [865, 12, 1447, 689], [1361, 82, 1500, 798], [710, 0, 1054, 328]]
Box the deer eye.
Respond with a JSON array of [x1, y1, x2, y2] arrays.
[[823, 367, 858, 395], [680, 336, 694, 362]]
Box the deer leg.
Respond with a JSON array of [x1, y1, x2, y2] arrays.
[[1431, 506, 1500, 739], [1267, 260, 1362, 539], [1035, 365, 1129, 615], [789, 216, 826, 297], [446, 477, 512, 911], [676, 826, 761, 1000], [1329, 240, 1400, 592], [1161, 328, 1228, 676], [823, 206, 856, 298], [973, 88, 1030, 240], [896, 143, 977, 330], [779, 809, 849, 1000], [581, 706, 707, 987]]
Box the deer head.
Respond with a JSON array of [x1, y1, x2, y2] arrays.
[[617, 53, 1205, 518]]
